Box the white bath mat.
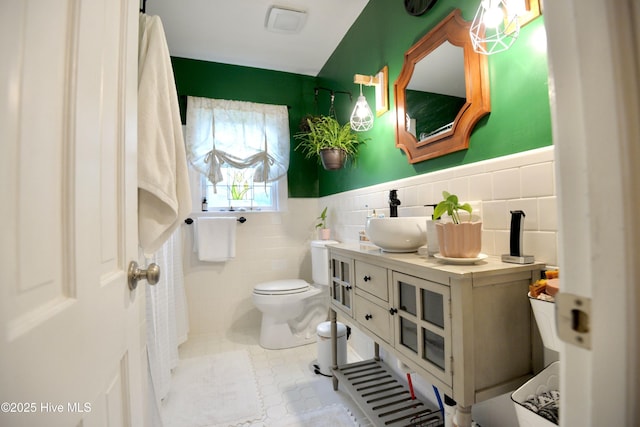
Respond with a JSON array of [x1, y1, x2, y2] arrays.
[[161, 349, 264, 427], [271, 404, 360, 427]]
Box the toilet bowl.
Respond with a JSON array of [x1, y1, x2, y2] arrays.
[[252, 240, 338, 349]]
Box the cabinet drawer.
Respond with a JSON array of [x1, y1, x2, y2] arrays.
[[354, 295, 392, 343], [355, 260, 388, 301]]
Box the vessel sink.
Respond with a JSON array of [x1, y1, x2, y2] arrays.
[[365, 217, 428, 252]]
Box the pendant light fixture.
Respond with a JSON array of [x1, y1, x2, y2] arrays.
[[350, 66, 388, 132], [350, 83, 374, 132], [469, 0, 520, 55]]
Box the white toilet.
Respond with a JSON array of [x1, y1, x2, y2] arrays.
[[252, 240, 338, 349]]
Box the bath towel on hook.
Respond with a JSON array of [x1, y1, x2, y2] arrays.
[[138, 13, 191, 255]]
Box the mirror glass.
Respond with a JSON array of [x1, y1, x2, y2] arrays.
[[405, 42, 465, 140], [395, 9, 490, 163]]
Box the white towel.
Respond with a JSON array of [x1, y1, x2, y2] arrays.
[[138, 14, 191, 256], [196, 217, 237, 262]]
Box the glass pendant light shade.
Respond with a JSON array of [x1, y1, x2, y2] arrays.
[[470, 0, 520, 55], [350, 85, 374, 131]]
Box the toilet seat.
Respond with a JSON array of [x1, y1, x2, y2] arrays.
[[253, 279, 310, 296]]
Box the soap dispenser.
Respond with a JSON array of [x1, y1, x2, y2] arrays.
[[424, 204, 440, 256], [361, 205, 373, 242]]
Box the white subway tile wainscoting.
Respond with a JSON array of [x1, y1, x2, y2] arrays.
[[321, 147, 557, 267]]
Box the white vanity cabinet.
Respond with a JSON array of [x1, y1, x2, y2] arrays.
[[328, 243, 543, 427]]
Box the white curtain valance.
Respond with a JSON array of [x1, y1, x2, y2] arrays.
[[185, 97, 290, 188]]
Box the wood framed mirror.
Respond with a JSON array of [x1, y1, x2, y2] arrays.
[[394, 9, 490, 163]]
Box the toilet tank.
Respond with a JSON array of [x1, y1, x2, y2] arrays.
[[311, 240, 338, 286]]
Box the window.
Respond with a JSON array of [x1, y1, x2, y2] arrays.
[[185, 97, 290, 211], [199, 166, 282, 211]]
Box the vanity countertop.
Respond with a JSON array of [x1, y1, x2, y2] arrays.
[[328, 242, 545, 280]]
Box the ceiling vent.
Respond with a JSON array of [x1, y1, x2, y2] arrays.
[[265, 6, 307, 34]]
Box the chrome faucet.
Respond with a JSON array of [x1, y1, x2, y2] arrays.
[[389, 189, 401, 217]]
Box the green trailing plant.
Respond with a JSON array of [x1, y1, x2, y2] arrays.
[[294, 115, 367, 165], [433, 191, 472, 224], [315, 206, 328, 229], [298, 114, 321, 133]]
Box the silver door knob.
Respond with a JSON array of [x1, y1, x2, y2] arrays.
[[127, 261, 160, 290]]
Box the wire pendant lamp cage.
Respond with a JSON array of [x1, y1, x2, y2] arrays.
[[470, 0, 520, 55], [350, 84, 374, 132]]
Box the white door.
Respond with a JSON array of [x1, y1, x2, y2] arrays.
[[544, 0, 640, 426], [0, 1, 143, 426]]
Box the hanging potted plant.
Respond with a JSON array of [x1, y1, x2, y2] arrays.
[[433, 191, 482, 258], [298, 113, 321, 133], [315, 206, 331, 240], [294, 116, 367, 170]]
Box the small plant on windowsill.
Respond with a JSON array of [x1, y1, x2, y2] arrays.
[[316, 206, 331, 240], [433, 191, 482, 258], [230, 171, 251, 201]]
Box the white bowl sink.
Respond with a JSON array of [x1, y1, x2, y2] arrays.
[[365, 217, 428, 252]]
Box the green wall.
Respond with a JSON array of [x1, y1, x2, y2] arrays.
[[316, 0, 552, 196], [171, 0, 552, 198], [170, 58, 320, 197]]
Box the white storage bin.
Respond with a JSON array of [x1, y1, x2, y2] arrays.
[[529, 293, 561, 352], [511, 361, 560, 427], [316, 321, 347, 375]]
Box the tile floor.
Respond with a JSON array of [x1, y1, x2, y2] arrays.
[[171, 329, 373, 426]]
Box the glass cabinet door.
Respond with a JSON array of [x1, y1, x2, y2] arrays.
[[392, 271, 452, 386], [421, 288, 446, 371], [398, 281, 418, 353], [330, 254, 353, 316]]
